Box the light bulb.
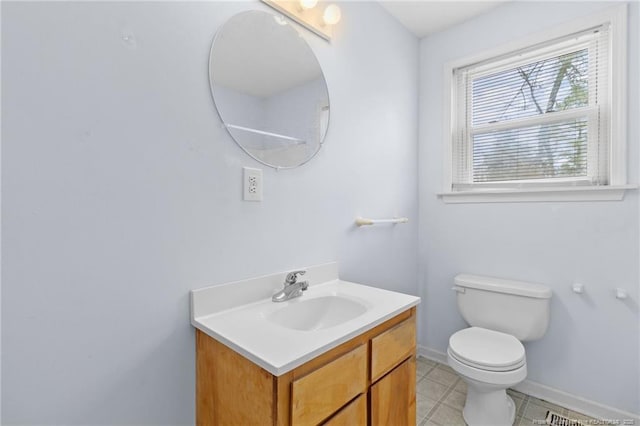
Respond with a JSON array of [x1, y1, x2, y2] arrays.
[[322, 4, 341, 26], [299, 0, 318, 10]]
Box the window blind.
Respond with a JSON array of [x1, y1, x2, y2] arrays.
[[452, 25, 610, 190]]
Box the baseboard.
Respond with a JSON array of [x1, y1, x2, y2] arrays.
[[418, 344, 448, 364], [513, 379, 639, 422], [417, 345, 639, 422]]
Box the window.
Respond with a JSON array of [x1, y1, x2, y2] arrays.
[[442, 5, 631, 202]]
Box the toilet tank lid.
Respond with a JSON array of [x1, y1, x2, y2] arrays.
[[454, 274, 552, 299]]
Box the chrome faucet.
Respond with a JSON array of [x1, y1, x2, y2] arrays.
[[272, 270, 309, 302]]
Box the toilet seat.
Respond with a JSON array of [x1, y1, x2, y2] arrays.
[[449, 327, 525, 372]]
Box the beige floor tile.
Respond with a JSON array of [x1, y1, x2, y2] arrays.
[[416, 396, 438, 422], [417, 359, 434, 378], [511, 395, 526, 416], [429, 403, 467, 426], [418, 418, 439, 426], [527, 396, 568, 416], [522, 398, 566, 422], [565, 409, 599, 423], [416, 377, 450, 401], [442, 390, 466, 411], [426, 366, 459, 387], [453, 378, 467, 394], [434, 363, 456, 375], [517, 416, 535, 426], [417, 356, 437, 367], [507, 388, 528, 400]]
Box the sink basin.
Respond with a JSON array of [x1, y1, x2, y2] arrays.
[[267, 296, 368, 331]]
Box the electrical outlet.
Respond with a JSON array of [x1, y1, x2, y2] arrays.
[[243, 167, 263, 201]]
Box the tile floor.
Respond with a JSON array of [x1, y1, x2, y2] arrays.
[[415, 356, 600, 426]]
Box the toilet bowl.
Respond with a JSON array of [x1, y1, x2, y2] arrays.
[[448, 327, 527, 425], [447, 274, 552, 426]]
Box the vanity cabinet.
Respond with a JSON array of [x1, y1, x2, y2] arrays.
[[196, 307, 416, 426], [371, 357, 416, 425]]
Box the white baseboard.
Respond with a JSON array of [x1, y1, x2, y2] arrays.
[[417, 345, 639, 422], [513, 379, 639, 422], [418, 344, 448, 364]]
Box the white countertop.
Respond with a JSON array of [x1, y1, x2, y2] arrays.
[[190, 263, 420, 376]]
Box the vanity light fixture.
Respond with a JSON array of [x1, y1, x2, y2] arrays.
[[261, 0, 341, 41]]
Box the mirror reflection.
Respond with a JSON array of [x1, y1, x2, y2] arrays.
[[209, 10, 330, 169]]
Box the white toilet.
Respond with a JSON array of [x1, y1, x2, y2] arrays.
[[447, 274, 552, 426]]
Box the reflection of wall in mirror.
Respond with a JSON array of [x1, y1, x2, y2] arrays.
[[213, 84, 266, 150], [215, 78, 328, 166], [263, 77, 328, 150], [250, 143, 309, 167]]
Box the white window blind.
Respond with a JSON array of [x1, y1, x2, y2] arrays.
[[451, 25, 610, 191]]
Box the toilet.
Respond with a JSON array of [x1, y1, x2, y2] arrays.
[[447, 274, 552, 426]]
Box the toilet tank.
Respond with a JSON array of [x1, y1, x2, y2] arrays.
[[454, 274, 552, 342]]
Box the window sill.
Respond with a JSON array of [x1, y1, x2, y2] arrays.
[[438, 185, 638, 203]]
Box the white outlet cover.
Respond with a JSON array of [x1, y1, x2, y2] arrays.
[[243, 167, 263, 201]]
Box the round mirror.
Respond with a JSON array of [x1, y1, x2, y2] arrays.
[[209, 11, 330, 169]]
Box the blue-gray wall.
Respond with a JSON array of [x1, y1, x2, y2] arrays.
[[418, 1, 639, 414], [1, 2, 418, 423]]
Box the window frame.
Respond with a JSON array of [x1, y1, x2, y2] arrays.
[[440, 4, 633, 203]]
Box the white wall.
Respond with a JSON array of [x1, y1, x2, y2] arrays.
[[1, 1, 418, 424], [419, 1, 639, 415]]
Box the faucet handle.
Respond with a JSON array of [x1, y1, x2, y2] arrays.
[[285, 270, 306, 285]]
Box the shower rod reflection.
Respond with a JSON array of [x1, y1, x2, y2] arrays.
[[225, 123, 306, 144]]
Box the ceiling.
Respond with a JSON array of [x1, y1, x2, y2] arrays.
[[379, 1, 508, 38]]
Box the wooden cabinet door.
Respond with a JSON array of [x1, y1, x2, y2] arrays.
[[370, 357, 416, 426], [322, 395, 366, 426]]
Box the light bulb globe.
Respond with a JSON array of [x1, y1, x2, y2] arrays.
[[323, 4, 341, 25], [299, 0, 318, 10]]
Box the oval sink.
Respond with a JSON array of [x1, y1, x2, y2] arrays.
[[267, 296, 368, 331]]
